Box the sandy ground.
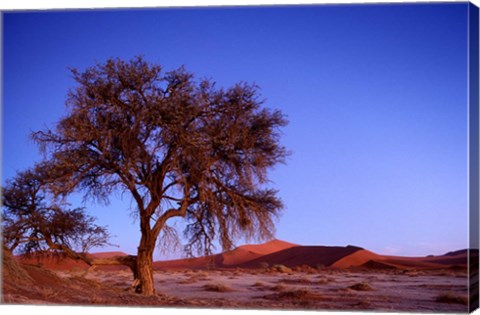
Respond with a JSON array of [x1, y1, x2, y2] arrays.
[[48, 268, 469, 312]]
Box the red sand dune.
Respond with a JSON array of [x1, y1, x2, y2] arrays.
[[90, 251, 129, 259], [153, 255, 223, 270], [15, 242, 476, 272], [239, 245, 363, 268], [221, 239, 298, 265], [154, 239, 297, 270], [378, 249, 476, 269], [330, 249, 384, 269], [16, 251, 129, 271], [17, 254, 89, 271], [360, 259, 400, 270], [332, 249, 475, 270]]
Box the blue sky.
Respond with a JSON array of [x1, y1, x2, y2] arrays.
[[2, 3, 470, 258]]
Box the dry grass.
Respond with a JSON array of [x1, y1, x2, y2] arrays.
[[436, 292, 468, 305], [279, 276, 329, 285], [3, 250, 189, 307], [203, 282, 233, 292], [252, 280, 267, 287], [272, 264, 292, 273], [292, 265, 317, 274], [39, 287, 61, 300], [3, 249, 33, 284], [69, 275, 102, 289], [279, 277, 311, 284], [186, 271, 211, 281], [178, 276, 198, 284], [194, 270, 210, 277], [233, 268, 245, 276], [264, 287, 322, 301], [315, 277, 329, 284]]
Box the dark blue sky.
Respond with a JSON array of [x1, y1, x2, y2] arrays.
[[3, 3, 470, 257]]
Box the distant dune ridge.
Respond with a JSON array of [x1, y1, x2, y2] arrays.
[[222, 239, 298, 265], [153, 239, 298, 270], [16, 251, 130, 271], [15, 239, 477, 271]]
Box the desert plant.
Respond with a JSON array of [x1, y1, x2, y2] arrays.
[[264, 287, 322, 301], [32, 57, 288, 295], [178, 276, 198, 284], [1, 165, 139, 278], [253, 280, 266, 287], [203, 282, 232, 292], [349, 282, 374, 291], [2, 247, 33, 284], [315, 277, 329, 284], [296, 265, 317, 273], [2, 164, 111, 257], [272, 264, 292, 273]]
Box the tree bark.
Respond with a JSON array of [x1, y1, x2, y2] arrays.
[[135, 232, 156, 295]]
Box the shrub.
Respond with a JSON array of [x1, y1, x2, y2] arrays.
[[315, 277, 329, 284], [253, 281, 266, 287], [349, 282, 374, 291], [203, 282, 232, 292], [272, 264, 292, 273], [265, 288, 322, 300], [178, 277, 198, 284]]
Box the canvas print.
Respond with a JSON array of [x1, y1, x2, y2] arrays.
[[1, 1, 479, 313]]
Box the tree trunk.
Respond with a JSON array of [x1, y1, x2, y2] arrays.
[[135, 233, 156, 295]]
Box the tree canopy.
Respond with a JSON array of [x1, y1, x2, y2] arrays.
[[2, 162, 110, 259], [31, 56, 288, 294]]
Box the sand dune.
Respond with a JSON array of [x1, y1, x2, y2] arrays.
[[15, 241, 475, 272], [90, 251, 128, 259], [330, 249, 384, 268], [330, 249, 474, 270], [239, 245, 363, 268], [16, 251, 129, 271], [154, 239, 297, 269], [3, 246, 469, 312], [221, 239, 298, 265], [360, 259, 401, 270], [17, 254, 90, 271]]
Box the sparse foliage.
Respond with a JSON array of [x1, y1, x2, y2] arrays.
[[32, 57, 288, 295], [2, 163, 110, 260]]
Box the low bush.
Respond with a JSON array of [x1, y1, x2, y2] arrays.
[[349, 282, 374, 291], [203, 282, 232, 292]]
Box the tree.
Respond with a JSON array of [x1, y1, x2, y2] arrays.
[[2, 163, 139, 281], [32, 57, 288, 295]]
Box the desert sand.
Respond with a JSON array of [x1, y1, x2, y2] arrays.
[[3, 239, 476, 312]]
